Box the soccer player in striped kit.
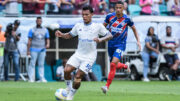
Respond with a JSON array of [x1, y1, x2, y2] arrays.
[[101, 1, 141, 94]]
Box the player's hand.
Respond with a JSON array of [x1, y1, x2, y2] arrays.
[[55, 30, 63, 37], [137, 41, 141, 51], [94, 38, 101, 43]]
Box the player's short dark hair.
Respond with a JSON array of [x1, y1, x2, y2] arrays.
[[166, 26, 171, 30], [14, 20, 20, 26], [37, 16, 42, 20], [82, 5, 94, 13], [115, 1, 124, 5]]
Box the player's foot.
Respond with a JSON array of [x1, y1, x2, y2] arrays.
[[66, 88, 70, 94], [124, 62, 131, 73], [101, 86, 108, 94], [66, 95, 74, 100]]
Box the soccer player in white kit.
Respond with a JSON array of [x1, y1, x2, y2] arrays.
[[55, 5, 113, 100]]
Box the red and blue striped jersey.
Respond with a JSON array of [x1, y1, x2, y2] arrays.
[[104, 12, 134, 51]]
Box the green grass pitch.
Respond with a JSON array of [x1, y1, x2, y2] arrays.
[[0, 81, 180, 101]]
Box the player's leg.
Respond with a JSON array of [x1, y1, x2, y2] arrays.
[[66, 59, 93, 100], [64, 54, 80, 92], [102, 48, 122, 94], [64, 64, 76, 91], [66, 69, 85, 100]]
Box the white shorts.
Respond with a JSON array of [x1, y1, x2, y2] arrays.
[[66, 54, 95, 74]]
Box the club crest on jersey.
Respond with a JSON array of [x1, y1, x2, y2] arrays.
[[121, 22, 125, 26], [116, 49, 122, 54]]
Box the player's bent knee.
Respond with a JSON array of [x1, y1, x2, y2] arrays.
[[74, 78, 81, 83]]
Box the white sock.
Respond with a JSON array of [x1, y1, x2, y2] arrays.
[[68, 88, 77, 97], [65, 80, 72, 90]]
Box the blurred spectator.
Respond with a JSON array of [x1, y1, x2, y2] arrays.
[[4, 20, 21, 81], [27, 17, 50, 83], [152, 0, 162, 15], [34, 0, 48, 14], [0, 25, 5, 42], [56, 58, 67, 81], [139, 0, 152, 15], [141, 27, 159, 82], [108, 0, 128, 14], [128, 0, 136, 4], [172, 0, 180, 16], [161, 26, 180, 80], [0, 0, 6, 12], [59, 0, 75, 14], [22, 0, 35, 14], [90, 0, 100, 14], [109, 0, 118, 8], [47, 0, 61, 14], [108, 0, 118, 13], [99, 0, 109, 14], [3, 0, 20, 15], [0, 25, 5, 71], [165, 0, 175, 15], [73, 0, 88, 14]]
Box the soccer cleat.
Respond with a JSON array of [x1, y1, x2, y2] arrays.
[[124, 62, 131, 73], [66, 88, 70, 94], [101, 86, 108, 94], [66, 95, 74, 100]]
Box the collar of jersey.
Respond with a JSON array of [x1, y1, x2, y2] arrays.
[[113, 12, 125, 19], [84, 22, 92, 26]]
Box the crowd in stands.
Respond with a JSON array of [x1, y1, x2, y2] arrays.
[[0, 0, 180, 16]]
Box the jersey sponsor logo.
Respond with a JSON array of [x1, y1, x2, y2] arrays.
[[110, 26, 123, 33], [79, 38, 93, 42]]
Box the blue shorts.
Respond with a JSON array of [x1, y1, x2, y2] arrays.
[[108, 47, 124, 61]]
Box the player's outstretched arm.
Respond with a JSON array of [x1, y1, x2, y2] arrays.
[[94, 32, 113, 43], [131, 25, 141, 51], [55, 30, 73, 39]]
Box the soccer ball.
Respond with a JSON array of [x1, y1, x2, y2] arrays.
[[49, 23, 60, 30], [55, 88, 68, 101]]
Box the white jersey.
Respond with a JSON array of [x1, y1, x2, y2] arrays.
[[69, 22, 109, 61], [161, 36, 179, 53]]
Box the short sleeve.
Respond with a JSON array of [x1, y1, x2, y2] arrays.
[[104, 14, 111, 24], [45, 29, 50, 38], [98, 23, 109, 36], [127, 17, 134, 27], [145, 37, 150, 43], [160, 37, 165, 45], [69, 23, 78, 37], [175, 37, 179, 44], [28, 29, 33, 38]]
